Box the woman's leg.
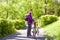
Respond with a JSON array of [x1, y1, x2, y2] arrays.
[[27, 24, 32, 36]]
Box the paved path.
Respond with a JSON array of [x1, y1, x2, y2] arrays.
[[0, 28, 46, 40]]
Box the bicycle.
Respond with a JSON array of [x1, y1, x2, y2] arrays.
[[32, 21, 39, 38]]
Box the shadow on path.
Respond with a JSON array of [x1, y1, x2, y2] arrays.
[[0, 28, 46, 40], [35, 37, 45, 40], [0, 32, 22, 40]]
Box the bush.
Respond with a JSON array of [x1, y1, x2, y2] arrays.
[[38, 15, 58, 27], [0, 19, 16, 38], [14, 20, 25, 30], [0, 26, 1, 37], [44, 19, 60, 40]]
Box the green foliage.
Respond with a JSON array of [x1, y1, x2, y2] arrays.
[[0, 19, 16, 38], [0, 19, 25, 38], [0, 0, 60, 20], [38, 15, 58, 27], [14, 20, 25, 30], [44, 18, 60, 40], [0, 0, 45, 20]]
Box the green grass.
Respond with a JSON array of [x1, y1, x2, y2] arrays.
[[44, 17, 60, 40]]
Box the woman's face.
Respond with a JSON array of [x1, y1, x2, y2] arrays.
[[28, 9, 32, 15], [29, 9, 32, 12], [28, 10, 32, 15]]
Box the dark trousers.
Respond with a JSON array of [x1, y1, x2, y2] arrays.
[[27, 24, 32, 36]]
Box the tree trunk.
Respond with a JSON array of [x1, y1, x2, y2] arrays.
[[44, 0, 47, 15], [6, 11, 8, 19]]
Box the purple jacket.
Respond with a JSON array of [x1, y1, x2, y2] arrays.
[[26, 13, 34, 24]]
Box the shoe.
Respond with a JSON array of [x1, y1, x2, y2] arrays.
[[27, 36, 31, 38], [27, 35, 32, 38]]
